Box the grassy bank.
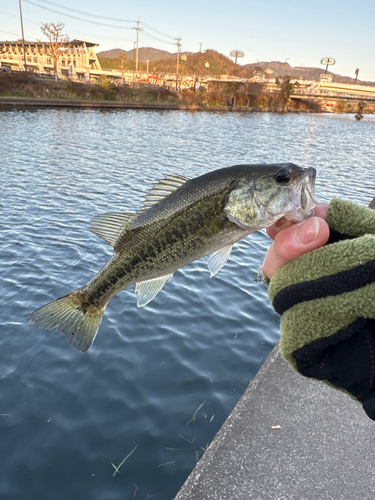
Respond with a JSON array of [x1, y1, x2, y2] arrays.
[[0, 72, 324, 112], [3, 72, 372, 114]]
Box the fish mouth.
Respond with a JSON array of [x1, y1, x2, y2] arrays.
[[285, 167, 316, 222], [301, 167, 316, 210]]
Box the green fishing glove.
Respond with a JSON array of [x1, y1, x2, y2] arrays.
[[267, 198, 375, 421]]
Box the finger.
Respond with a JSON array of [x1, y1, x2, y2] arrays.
[[266, 217, 294, 240], [313, 203, 329, 219], [262, 217, 330, 279], [266, 202, 330, 240]]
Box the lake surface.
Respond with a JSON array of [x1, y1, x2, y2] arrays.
[[1, 108, 374, 500]]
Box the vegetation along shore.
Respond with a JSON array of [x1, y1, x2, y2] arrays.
[[0, 71, 329, 113]]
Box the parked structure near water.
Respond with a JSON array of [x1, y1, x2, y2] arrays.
[[0, 39, 102, 81]]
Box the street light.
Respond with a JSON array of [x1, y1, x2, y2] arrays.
[[283, 58, 289, 77], [230, 50, 244, 66], [320, 57, 336, 74]]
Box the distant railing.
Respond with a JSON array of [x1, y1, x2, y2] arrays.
[[291, 87, 375, 99]]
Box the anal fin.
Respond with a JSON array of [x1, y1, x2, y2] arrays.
[[135, 274, 173, 307], [207, 245, 233, 277]]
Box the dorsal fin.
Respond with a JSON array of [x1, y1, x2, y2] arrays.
[[89, 212, 137, 248], [141, 174, 190, 211]]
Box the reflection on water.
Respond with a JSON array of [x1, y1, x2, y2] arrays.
[[1, 109, 375, 500]]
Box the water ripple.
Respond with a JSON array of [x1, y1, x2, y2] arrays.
[[1, 109, 374, 500]]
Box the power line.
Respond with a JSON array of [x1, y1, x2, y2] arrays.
[[24, 1, 178, 43], [0, 8, 42, 27], [142, 30, 176, 46], [6, 0, 180, 54], [23, 0, 134, 29], [141, 21, 175, 40], [71, 31, 134, 43], [0, 29, 21, 38], [35, 0, 135, 23], [0, 9, 22, 21], [37, 1, 177, 41]]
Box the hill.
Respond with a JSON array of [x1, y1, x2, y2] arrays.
[[97, 47, 175, 63], [97, 47, 374, 85], [243, 61, 375, 86], [97, 48, 253, 77]]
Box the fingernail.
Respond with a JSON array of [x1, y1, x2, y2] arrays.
[[294, 218, 320, 246]]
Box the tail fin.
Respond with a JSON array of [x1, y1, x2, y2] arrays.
[[28, 293, 106, 352]]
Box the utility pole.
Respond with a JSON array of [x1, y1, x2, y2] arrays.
[[132, 41, 135, 84], [18, 0, 27, 71], [133, 17, 142, 77], [175, 36, 181, 90]]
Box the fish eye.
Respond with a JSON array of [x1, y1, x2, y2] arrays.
[[276, 169, 291, 185]]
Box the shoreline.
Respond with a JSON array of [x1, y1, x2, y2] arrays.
[[0, 96, 311, 113]]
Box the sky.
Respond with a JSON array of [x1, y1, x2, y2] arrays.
[[1, 0, 375, 81]]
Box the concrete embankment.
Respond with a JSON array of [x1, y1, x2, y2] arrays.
[[174, 344, 375, 500], [0, 96, 265, 112]]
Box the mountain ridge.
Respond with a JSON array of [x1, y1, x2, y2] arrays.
[[96, 47, 374, 86]]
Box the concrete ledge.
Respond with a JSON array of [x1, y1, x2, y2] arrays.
[[175, 345, 375, 500], [0, 96, 264, 112]]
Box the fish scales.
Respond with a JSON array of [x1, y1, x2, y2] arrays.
[[84, 185, 244, 308], [28, 163, 316, 352]]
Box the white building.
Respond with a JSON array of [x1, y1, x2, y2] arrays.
[[0, 39, 102, 80]]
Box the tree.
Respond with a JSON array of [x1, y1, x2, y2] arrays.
[[117, 54, 128, 85], [40, 22, 69, 81], [276, 76, 299, 111]]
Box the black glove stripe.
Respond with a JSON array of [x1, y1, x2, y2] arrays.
[[327, 228, 352, 244], [292, 318, 375, 418], [273, 259, 375, 315]]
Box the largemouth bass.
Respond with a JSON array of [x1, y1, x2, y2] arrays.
[[28, 163, 316, 352]]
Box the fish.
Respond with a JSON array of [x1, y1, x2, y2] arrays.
[[28, 163, 316, 352]]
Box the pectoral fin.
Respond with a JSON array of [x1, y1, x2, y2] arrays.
[[207, 245, 233, 277], [135, 274, 173, 307]]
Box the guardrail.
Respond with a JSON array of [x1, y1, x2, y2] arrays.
[[291, 88, 375, 100]]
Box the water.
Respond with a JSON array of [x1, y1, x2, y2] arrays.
[[1, 108, 375, 500]]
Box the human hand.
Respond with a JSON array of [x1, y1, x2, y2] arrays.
[[262, 203, 330, 279], [265, 198, 375, 422]]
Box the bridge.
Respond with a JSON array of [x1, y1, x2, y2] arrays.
[[291, 78, 375, 103]]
